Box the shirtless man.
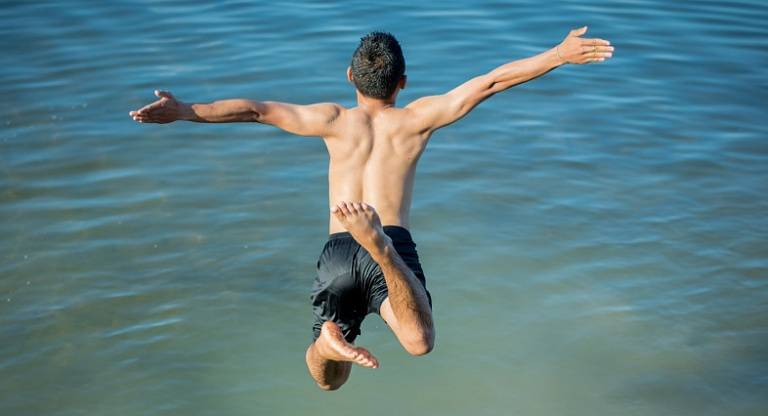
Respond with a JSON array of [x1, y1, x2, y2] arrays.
[[130, 27, 613, 390]]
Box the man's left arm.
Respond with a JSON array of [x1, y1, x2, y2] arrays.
[[407, 26, 613, 133]]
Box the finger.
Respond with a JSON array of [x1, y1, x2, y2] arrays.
[[594, 51, 613, 60], [585, 45, 613, 57], [588, 55, 609, 63], [155, 90, 174, 100], [136, 103, 159, 115], [569, 26, 588, 37], [589, 38, 611, 46], [594, 45, 615, 53], [581, 44, 612, 53]]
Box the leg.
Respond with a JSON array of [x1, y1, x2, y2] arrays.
[[331, 202, 435, 355], [305, 321, 378, 390]]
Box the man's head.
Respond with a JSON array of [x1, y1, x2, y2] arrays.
[[349, 31, 406, 99]]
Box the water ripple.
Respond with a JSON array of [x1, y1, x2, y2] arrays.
[[2, 1, 768, 415]]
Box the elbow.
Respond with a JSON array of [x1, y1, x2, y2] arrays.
[[247, 110, 262, 123], [231, 100, 263, 122], [246, 102, 264, 122]]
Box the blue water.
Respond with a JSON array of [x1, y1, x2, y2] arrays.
[[2, 1, 767, 415]]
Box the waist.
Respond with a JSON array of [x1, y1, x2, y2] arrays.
[[327, 200, 411, 235], [328, 225, 413, 242]]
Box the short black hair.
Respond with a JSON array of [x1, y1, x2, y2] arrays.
[[350, 31, 406, 99]]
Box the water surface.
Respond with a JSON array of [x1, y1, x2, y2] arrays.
[[1, 1, 767, 415]]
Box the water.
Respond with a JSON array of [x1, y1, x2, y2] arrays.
[[2, 0, 767, 415]]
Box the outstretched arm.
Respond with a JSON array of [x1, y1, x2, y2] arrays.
[[407, 27, 613, 133], [129, 90, 342, 137]]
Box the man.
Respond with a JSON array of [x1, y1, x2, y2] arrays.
[[130, 27, 613, 390]]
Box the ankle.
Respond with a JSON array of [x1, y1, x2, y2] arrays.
[[369, 237, 394, 263]]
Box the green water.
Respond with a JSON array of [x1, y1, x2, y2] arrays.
[[2, 0, 767, 415]]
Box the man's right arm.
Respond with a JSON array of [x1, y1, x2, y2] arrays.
[[129, 90, 262, 124], [407, 27, 613, 134], [130, 90, 343, 137]]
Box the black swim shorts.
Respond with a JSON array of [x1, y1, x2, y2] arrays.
[[311, 226, 431, 343]]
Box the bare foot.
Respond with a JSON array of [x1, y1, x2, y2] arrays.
[[315, 321, 379, 369], [331, 202, 391, 260]]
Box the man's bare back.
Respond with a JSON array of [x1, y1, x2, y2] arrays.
[[130, 27, 613, 390], [323, 103, 429, 233]]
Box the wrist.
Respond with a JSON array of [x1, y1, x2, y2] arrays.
[[180, 102, 198, 121], [555, 44, 569, 65]]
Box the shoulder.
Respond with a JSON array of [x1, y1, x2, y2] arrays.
[[263, 101, 345, 119], [298, 102, 346, 122], [260, 101, 347, 137], [400, 95, 450, 135]]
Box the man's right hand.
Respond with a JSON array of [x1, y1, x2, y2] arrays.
[[557, 27, 613, 65], [130, 90, 188, 124]]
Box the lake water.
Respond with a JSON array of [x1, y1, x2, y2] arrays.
[[2, 0, 767, 415]]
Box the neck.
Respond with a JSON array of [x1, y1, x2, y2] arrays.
[[355, 91, 398, 112]]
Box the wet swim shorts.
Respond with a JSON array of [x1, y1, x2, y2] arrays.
[[311, 226, 431, 343]]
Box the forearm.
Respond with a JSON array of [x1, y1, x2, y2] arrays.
[[488, 26, 613, 93], [184, 99, 264, 123], [487, 47, 564, 94]]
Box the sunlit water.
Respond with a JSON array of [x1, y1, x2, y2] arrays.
[[2, 1, 767, 415]]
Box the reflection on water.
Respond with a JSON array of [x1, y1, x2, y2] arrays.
[[2, 0, 767, 415]]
